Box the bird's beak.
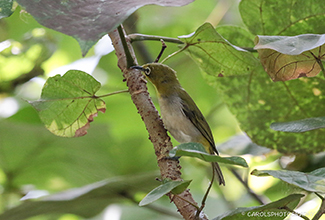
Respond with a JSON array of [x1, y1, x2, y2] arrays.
[[130, 66, 144, 71]]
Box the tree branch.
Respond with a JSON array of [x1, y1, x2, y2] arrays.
[[108, 25, 207, 220]]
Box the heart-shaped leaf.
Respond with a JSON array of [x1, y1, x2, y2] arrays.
[[16, 0, 194, 55], [139, 180, 191, 206], [30, 70, 106, 137], [251, 168, 325, 193], [270, 117, 325, 133], [184, 24, 325, 154], [169, 142, 248, 167]]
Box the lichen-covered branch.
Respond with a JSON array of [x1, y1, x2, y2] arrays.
[[108, 26, 207, 220]]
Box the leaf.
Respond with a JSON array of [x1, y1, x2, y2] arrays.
[[255, 34, 324, 81], [255, 34, 325, 56], [213, 194, 304, 220], [251, 168, 325, 193], [239, 0, 325, 36], [270, 117, 325, 133], [30, 70, 106, 137], [139, 180, 191, 206], [179, 22, 259, 77], [0, 0, 14, 19], [0, 173, 159, 220], [189, 26, 325, 154], [169, 142, 248, 167], [16, 0, 195, 55], [217, 134, 271, 156]]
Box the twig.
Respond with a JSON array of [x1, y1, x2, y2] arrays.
[[312, 194, 325, 220], [118, 26, 136, 68], [231, 169, 268, 205], [154, 40, 167, 63], [196, 164, 216, 219], [128, 33, 184, 44]]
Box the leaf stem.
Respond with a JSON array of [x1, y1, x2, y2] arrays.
[[309, 51, 325, 78], [97, 89, 129, 98], [128, 33, 184, 44]]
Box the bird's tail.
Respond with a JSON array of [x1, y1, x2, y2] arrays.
[[212, 162, 225, 186]]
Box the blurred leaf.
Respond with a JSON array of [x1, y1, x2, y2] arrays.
[[255, 34, 325, 55], [0, 0, 14, 19], [255, 34, 324, 81], [0, 29, 57, 85], [218, 134, 271, 156], [30, 70, 106, 137], [251, 168, 325, 193], [16, 0, 194, 55], [213, 194, 304, 220], [139, 180, 191, 206], [270, 117, 325, 133], [169, 142, 248, 167], [179, 22, 259, 77], [0, 173, 159, 220], [239, 0, 325, 35]]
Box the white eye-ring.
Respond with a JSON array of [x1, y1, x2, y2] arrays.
[[144, 67, 151, 76]]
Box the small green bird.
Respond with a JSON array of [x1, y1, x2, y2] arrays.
[[133, 63, 225, 185]]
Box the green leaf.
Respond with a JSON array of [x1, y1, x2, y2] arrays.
[[255, 34, 324, 81], [16, 0, 194, 55], [179, 22, 259, 77], [0, 173, 159, 220], [169, 142, 248, 167], [0, 0, 14, 19], [200, 31, 325, 154], [239, 0, 325, 35], [139, 180, 191, 206], [270, 117, 325, 133], [30, 70, 106, 137], [213, 194, 304, 220], [216, 25, 255, 49], [251, 168, 325, 193]]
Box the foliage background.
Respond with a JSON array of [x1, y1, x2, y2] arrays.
[[0, 0, 324, 219]]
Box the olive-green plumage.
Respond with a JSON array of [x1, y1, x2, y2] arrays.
[[136, 63, 225, 185]]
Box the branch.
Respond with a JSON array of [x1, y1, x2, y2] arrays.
[[108, 25, 207, 220]]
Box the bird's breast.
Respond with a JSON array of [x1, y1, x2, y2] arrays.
[[158, 95, 201, 143]]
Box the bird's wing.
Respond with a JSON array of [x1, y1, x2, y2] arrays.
[[179, 89, 218, 154]]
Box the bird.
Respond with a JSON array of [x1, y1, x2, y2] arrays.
[[132, 63, 225, 185]]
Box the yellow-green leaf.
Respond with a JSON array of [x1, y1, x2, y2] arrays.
[[30, 70, 106, 137]]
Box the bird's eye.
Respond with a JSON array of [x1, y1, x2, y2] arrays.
[[144, 67, 151, 76]]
